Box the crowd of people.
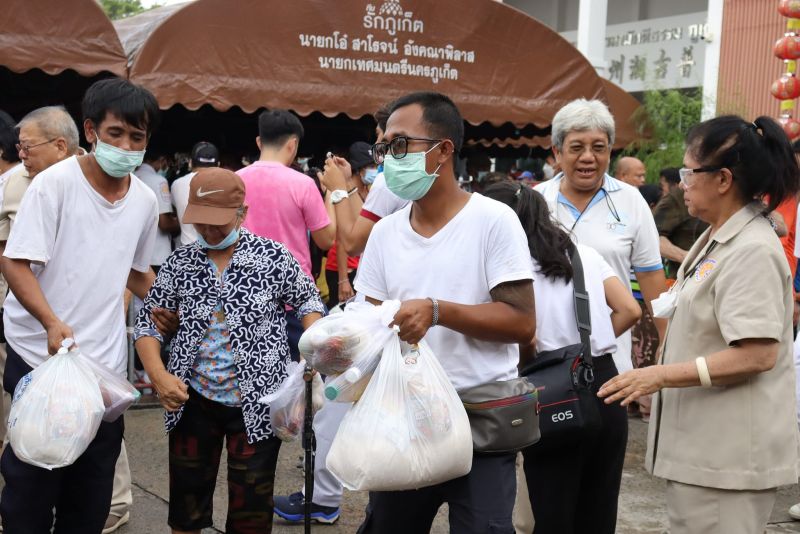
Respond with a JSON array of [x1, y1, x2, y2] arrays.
[[0, 77, 798, 534]]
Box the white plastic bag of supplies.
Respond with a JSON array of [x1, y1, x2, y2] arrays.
[[260, 361, 325, 442], [327, 338, 473, 491], [299, 301, 400, 402], [76, 353, 141, 422], [7, 339, 105, 469]]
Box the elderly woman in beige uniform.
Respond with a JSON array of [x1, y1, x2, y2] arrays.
[[599, 114, 800, 534]]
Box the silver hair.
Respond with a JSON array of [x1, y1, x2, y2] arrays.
[[551, 99, 615, 150], [18, 106, 80, 155]]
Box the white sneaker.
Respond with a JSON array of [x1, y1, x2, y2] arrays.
[[789, 503, 800, 520]]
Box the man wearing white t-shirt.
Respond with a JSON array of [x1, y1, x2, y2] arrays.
[[171, 141, 220, 246], [0, 79, 161, 534], [353, 92, 535, 533]]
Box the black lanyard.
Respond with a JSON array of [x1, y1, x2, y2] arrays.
[[564, 188, 616, 232]]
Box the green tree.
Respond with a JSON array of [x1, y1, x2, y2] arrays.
[[620, 88, 702, 184], [98, 0, 146, 20]]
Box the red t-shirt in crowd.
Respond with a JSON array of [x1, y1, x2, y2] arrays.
[[326, 241, 360, 272]]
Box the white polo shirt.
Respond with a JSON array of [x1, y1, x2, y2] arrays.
[[535, 174, 662, 372]]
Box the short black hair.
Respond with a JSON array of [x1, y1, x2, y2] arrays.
[[660, 167, 680, 185], [82, 78, 160, 135], [389, 92, 464, 152], [0, 110, 19, 164], [686, 115, 800, 212], [258, 110, 304, 147], [639, 184, 662, 207], [374, 104, 391, 133]]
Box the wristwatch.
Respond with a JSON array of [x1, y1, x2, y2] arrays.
[[330, 189, 349, 204]]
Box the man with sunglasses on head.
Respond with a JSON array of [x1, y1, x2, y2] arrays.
[[353, 92, 535, 533], [0, 79, 161, 534]]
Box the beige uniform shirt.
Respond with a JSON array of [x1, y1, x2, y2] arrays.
[[646, 202, 800, 490], [0, 167, 32, 241]]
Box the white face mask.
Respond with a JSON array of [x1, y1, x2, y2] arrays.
[[94, 138, 145, 179]]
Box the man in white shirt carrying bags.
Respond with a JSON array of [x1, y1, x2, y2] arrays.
[[353, 92, 535, 534], [0, 79, 161, 534]]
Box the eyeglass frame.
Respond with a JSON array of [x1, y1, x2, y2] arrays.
[[678, 166, 722, 187], [371, 135, 442, 164], [16, 138, 57, 155]]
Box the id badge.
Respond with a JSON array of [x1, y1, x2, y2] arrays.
[[651, 290, 678, 319]]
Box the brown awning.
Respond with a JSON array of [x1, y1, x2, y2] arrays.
[[0, 0, 127, 78], [120, 0, 607, 128], [467, 79, 643, 151]]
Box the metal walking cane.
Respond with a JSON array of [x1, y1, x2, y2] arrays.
[[302, 363, 315, 534]]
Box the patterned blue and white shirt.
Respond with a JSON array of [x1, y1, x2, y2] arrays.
[[134, 229, 325, 443]]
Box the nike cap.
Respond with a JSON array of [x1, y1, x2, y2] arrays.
[[183, 167, 246, 226]]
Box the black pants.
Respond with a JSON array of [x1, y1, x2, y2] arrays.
[[169, 388, 282, 534], [522, 354, 627, 534], [324, 268, 357, 308], [0, 345, 124, 534], [356, 453, 516, 534]]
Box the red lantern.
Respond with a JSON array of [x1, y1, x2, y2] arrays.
[[771, 74, 800, 99], [779, 115, 800, 139], [779, 0, 800, 18], [775, 34, 800, 59]]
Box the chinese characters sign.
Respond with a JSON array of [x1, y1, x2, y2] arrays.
[[561, 12, 708, 92]]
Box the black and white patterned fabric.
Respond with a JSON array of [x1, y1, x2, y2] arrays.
[[134, 229, 325, 443]]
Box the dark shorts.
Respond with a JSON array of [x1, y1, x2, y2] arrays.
[[356, 453, 517, 534], [168, 388, 282, 534]]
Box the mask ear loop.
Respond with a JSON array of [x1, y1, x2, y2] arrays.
[[425, 141, 444, 177]]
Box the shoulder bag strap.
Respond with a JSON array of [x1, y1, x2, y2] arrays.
[[568, 243, 592, 367]]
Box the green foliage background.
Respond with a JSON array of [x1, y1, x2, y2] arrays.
[[98, 0, 148, 19], [619, 88, 703, 184]]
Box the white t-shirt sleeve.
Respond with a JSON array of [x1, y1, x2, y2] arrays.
[[4, 177, 58, 264], [580, 245, 616, 281], [629, 193, 663, 272], [353, 221, 390, 300], [131, 196, 159, 273], [361, 173, 407, 220], [484, 205, 534, 289]]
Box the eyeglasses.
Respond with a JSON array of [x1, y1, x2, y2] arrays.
[[678, 166, 722, 187], [371, 136, 442, 164], [16, 138, 57, 155]]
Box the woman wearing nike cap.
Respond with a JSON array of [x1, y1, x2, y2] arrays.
[[134, 167, 325, 534]]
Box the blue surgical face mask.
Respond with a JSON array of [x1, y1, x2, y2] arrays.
[[198, 226, 239, 250], [94, 138, 146, 179], [157, 168, 168, 178], [383, 143, 441, 201], [362, 167, 379, 185]]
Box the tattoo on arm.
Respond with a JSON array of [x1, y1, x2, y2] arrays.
[[490, 280, 534, 316]]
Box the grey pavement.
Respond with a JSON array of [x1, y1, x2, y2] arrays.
[[3, 408, 800, 533]]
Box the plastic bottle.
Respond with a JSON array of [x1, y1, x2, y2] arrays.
[[324, 366, 363, 400]]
